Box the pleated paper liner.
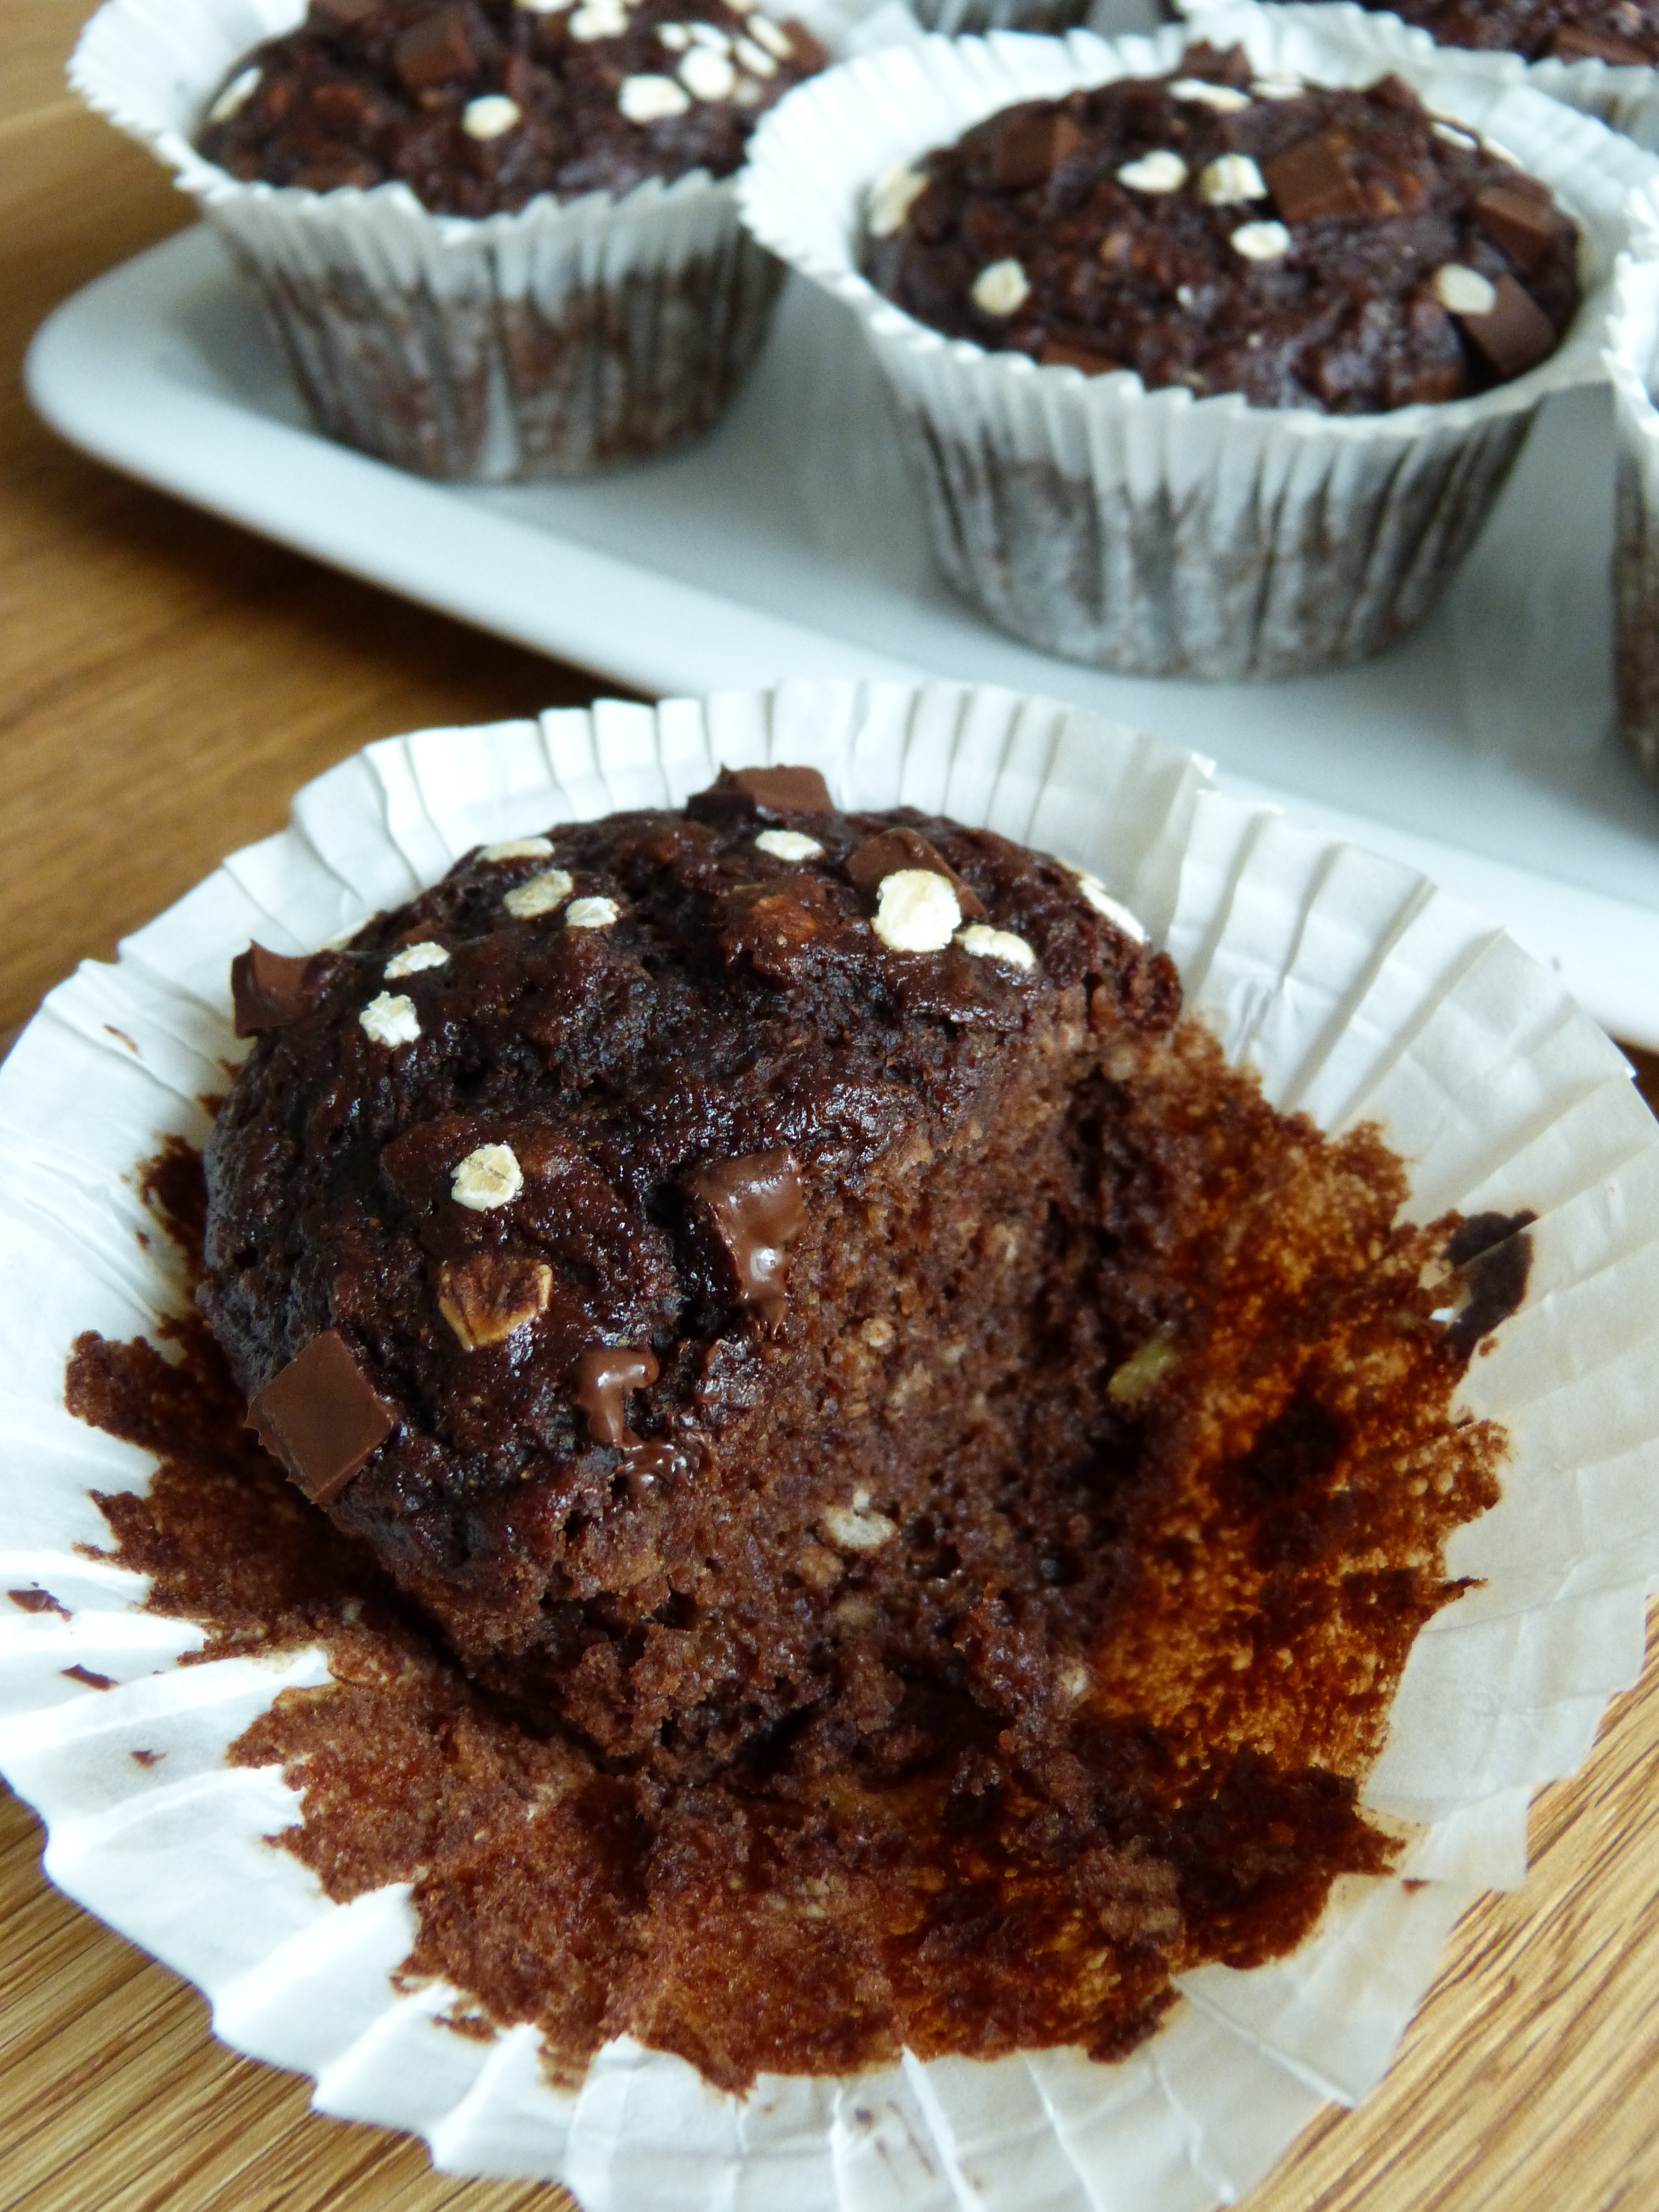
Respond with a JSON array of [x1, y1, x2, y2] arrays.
[[68, 0, 859, 481], [3, 681, 1658, 2210], [1607, 196, 1659, 790], [737, 3, 1658, 677]]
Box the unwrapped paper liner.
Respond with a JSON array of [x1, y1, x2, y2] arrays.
[[737, 4, 1659, 678], [69, 0, 871, 480], [1606, 192, 1659, 788], [1178, 0, 1659, 154], [3, 680, 1659, 2211]]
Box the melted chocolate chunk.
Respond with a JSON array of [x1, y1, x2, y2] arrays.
[[1263, 130, 1368, 224], [682, 1150, 806, 1330], [61, 1665, 114, 1690], [1041, 337, 1125, 373], [1454, 274, 1559, 380], [230, 944, 321, 1037], [1474, 181, 1562, 271], [992, 107, 1086, 192], [1444, 1210, 1537, 1352], [9, 1587, 69, 1617], [394, 5, 476, 89], [246, 1330, 396, 1504], [574, 1345, 661, 1448], [721, 764, 835, 815], [844, 828, 988, 918]]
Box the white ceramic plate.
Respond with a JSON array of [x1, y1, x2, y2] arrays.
[[26, 223, 1659, 1044]]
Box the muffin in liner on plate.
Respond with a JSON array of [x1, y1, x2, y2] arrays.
[[2, 680, 1659, 2208], [738, 1, 1655, 678], [70, 0, 832, 481]]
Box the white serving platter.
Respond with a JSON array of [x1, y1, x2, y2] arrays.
[[27, 221, 1659, 1045]]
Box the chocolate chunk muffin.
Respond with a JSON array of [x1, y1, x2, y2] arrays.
[[864, 44, 1580, 412], [203, 760, 1521, 1821], [206, 768, 1182, 1763], [196, 0, 826, 215], [1361, 0, 1659, 67], [75, 0, 820, 480]]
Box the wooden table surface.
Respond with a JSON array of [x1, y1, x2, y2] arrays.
[[2, 6, 1657, 2206]]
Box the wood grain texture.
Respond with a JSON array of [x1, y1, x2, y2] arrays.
[[2, 5, 1658, 2206]]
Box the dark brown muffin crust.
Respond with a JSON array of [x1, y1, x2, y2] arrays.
[[194, 0, 825, 214], [1362, 0, 1659, 66], [864, 44, 1581, 413]]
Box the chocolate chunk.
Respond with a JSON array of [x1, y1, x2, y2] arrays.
[[8, 1587, 69, 1617], [395, 8, 477, 91], [1474, 183, 1560, 272], [844, 829, 988, 919], [1179, 41, 1252, 86], [1366, 73, 1421, 114], [1549, 24, 1651, 65], [247, 1329, 395, 1505], [721, 765, 835, 815], [61, 1665, 115, 1690], [683, 1150, 807, 1330], [231, 943, 320, 1037], [1444, 1209, 1536, 1353], [1263, 132, 1366, 224], [1040, 338, 1124, 375], [438, 1254, 553, 1351], [993, 109, 1085, 191], [1454, 274, 1558, 379], [130, 1748, 164, 1767], [575, 1345, 661, 1448]]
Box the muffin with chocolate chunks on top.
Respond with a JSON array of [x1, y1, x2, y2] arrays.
[[207, 764, 1184, 1764], [738, 19, 1639, 677], [864, 42, 1581, 410], [73, 0, 825, 477]]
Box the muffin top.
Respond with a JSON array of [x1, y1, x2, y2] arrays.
[[194, 0, 826, 214], [1363, 0, 1659, 67], [863, 43, 1581, 413], [204, 764, 1171, 1524]]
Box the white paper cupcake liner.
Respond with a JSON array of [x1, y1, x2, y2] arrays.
[[70, 0, 824, 481], [1606, 198, 1659, 788], [1179, 0, 1659, 154], [914, 0, 1093, 34], [3, 679, 1659, 2209], [738, 4, 1659, 678]]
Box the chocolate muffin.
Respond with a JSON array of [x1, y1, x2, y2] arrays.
[[195, 0, 827, 216], [864, 43, 1581, 412], [207, 768, 1175, 1763], [204, 759, 1521, 1804], [1359, 0, 1659, 68]]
